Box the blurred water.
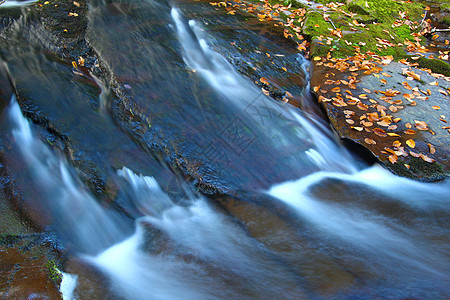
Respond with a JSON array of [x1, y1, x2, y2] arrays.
[[2, 1, 449, 299]]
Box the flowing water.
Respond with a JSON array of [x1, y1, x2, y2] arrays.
[[1, 0, 449, 299]]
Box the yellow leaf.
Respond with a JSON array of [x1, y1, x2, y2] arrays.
[[313, 56, 322, 61], [406, 139, 415, 148], [432, 105, 441, 110]]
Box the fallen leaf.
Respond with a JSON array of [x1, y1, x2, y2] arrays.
[[78, 56, 85, 67], [331, 87, 341, 93], [357, 102, 368, 111], [364, 138, 376, 145], [313, 56, 322, 61], [406, 139, 415, 148], [393, 140, 401, 147], [404, 129, 416, 134], [71, 61, 77, 68], [373, 128, 387, 137], [389, 105, 398, 112], [415, 120, 428, 130], [388, 154, 398, 164], [432, 105, 441, 110], [352, 126, 364, 131], [427, 143, 436, 154], [405, 123, 412, 129], [346, 119, 355, 124], [260, 77, 269, 85], [393, 118, 401, 123], [404, 164, 410, 169], [420, 153, 435, 163], [429, 81, 438, 86], [380, 79, 387, 84], [409, 150, 420, 157], [73, 1, 80, 7], [387, 133, 400, 137]]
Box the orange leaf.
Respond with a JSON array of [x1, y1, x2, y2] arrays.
[[380, 79, 387, 84], [393, 140, 401, 147], [388, 154, 398, 164], [387, 133, 400, 137], [432, 105, 441, 110], [352, 126, 364, 131], [406, 139, 415, 148], [393, 118, 401, 123], [260, 77, 269, 85], [331, 87, 341, 93], [427, 143, 436, 154], [373, 128, 387, 137], [404, 129, 416, 134], [357, 102, 368, 111]]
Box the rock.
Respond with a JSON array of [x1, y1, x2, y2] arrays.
[[311, 58, 449, 181]]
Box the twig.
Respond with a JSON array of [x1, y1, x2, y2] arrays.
[[417, 11, 427, 28], [432, 28, 450, 32], [326, 18, 337, 30]]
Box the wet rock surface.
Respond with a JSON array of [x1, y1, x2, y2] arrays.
[[311, 59, 449, 181]]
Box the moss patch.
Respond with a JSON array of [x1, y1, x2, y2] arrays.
[[411, 57, 450, 77]]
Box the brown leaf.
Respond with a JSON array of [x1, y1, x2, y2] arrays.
[[389, 105, 398, 112], [377, 120, 391, 127], [357, 102, 369, 111], [373, 128, 387, 137], [415, 120, 428, 130], [406, 139, 415, 148], [427, 143, 436, 154], [420, 153, 435, 163], [364, 138, 376, 145], [409, 150, 420, 158], [362, 121, 373, 127], [346, 119, 355, 124]]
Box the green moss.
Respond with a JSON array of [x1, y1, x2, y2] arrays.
[[411, 57, 450, 77], [352, 0, 423, 23], [347, 3, 370, 16], [46, 259, 63, 283]]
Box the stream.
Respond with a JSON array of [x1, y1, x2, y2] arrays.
[[0, 0, 449, 299]]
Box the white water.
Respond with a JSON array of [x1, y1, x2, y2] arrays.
[[5, 6, 449, 299], [0, 0, 37, 8], [171, 7, 357, 174], [268, 165, 450, 286], [9, 97, 129, 254]]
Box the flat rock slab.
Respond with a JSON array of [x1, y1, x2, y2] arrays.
[[311, 57, 449, 181]]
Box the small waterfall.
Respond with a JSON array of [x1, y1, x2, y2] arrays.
[[171, 7, 357, 174], [268, 165, 450, 292], [8, 96, 129, 254], [90, 168, 305, 299]]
